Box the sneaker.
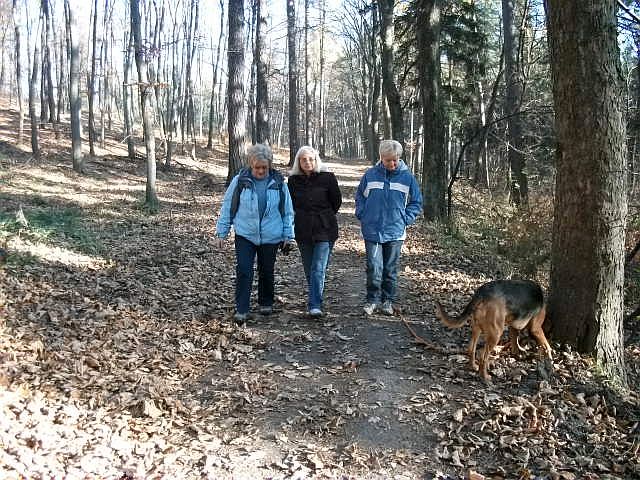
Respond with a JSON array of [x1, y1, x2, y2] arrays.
[[259, 305, 273, 316], [381, 301, 394, 315], [233, 312, 248, 326], [363, 303, 378, 315], [309, 308, 323, 317]]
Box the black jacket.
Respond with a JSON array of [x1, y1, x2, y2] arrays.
[[288, 171, 342, 242]]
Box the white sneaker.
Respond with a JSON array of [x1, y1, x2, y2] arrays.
[[363, 303, 378, 315], [381, 301, 394, 315], [309, 308, 323, 317]]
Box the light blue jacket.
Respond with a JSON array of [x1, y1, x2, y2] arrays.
[[216, 169, 295, 245], [355, 160, 423, 243]]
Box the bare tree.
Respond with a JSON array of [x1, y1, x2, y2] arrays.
[[12, 0, 23, 146], [130, 0, 159, 208], [28, 43, 40, 159], [88, 0, 98, 156], [502, 0, 527, 206], [287, 0, 299, 166], [255, 0, 270, 144], [227, 0, 246, 182], [123, 28, 136, 159], [207, 0, 225, 149], [64, 0, 82, 172], [378, 0, 404, 146]]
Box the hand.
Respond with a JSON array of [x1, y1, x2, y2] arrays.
[[279, 241, 294, 256], [213, 237, 226, 249]]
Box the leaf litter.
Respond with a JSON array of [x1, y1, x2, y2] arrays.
[[0, 121, 639, 479]]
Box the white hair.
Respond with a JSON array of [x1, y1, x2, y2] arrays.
[[379, 139, 403, 159], [247, 143, 273, 166], [289, 146, 326, 175]]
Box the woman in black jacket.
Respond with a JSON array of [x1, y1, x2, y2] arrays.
[[288, 146, 342, 317]]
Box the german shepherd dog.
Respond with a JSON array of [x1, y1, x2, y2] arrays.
[[435, 279, 553, 380]]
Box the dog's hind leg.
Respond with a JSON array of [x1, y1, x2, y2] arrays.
[[479, 329, 500, 381], [529, 307, 553, 360], [468, 321, 481, 372]]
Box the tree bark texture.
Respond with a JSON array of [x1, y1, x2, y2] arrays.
[[227, 0, 246, 182], [417, 0, 446, 221], [130, 0, 159, 208], [29, 44, 40, 158], [547, 0, 627, 382]]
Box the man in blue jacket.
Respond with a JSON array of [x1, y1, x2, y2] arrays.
[[355, 140, 423, 315]]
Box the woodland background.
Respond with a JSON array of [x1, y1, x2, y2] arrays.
[[0, 0, 640, 478]]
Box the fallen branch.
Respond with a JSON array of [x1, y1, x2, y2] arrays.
[[400, 315, 457, 354]]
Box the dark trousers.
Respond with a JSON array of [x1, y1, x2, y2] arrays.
[[234, 235, 279, 314]]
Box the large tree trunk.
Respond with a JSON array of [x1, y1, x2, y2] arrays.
[[378, 0, 404, 146], [255, 0, 270, 144], [227, 0, 246, 183], [130, 0, 159, 208], [65, 0, 83, 173], [502, 0, 527, 206], [547, 0, 627, 383], [287, 0, 299, 166], [418, 0, 446, 221]]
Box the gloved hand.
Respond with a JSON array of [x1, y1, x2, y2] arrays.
[[213, 237, 226, 249], [279, 241, 294, 256]]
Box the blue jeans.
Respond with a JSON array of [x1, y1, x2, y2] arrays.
[[364, 240, 403, 304], [298, 241, 333, 310], [235, 235, 279, 314]]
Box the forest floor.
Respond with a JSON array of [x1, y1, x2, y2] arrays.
[[1, 105, 640, 480]]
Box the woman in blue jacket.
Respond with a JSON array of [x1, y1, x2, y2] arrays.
[[215, 144, 295, 325], [355, 140, 423, 315]]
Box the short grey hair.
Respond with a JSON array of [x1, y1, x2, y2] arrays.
[[289, 145, 325, 175], [247, 143, 273, 166], [379, 139, 403, 159]]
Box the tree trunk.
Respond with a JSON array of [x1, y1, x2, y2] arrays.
[[123, 28, 136, 159], [255, 0, 270, 144], [287, 0, 299, 166], [418, 0, 446, 221], [65, 0, 83, 172], [12, 0, 23, 146], [88, 0, 98, 156], [227, 0, 246, 183], [41, 0, 56, 127], [130, 0, 159, 209], [318, 0, 326, 157], [547, 0, 627, 383], [502, 0, 527, 206], [29, 44, 40, 158], [378, 0, 404, 146], [304, 0, 312, 145], [207, 0, 225, 149]]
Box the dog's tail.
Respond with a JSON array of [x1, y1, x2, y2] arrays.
[[435, 300, 474, 329]]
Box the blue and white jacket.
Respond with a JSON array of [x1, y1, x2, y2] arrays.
[[355, 160, 423, 243], [216, 168, 295, 245]]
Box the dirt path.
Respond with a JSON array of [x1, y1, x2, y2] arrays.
[[1, 127, 639, 480]]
